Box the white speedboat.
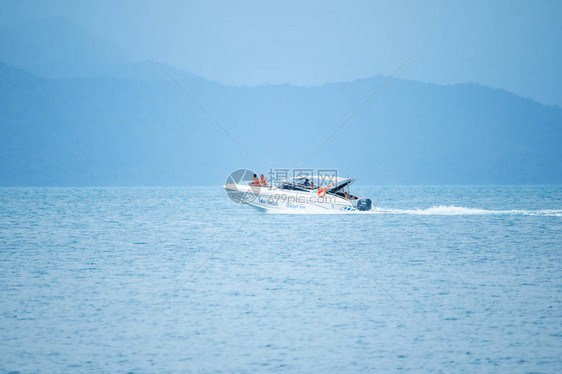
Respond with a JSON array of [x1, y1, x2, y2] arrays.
[[224, 175, 372, 213]]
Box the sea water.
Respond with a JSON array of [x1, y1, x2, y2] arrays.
[[0, 186, 560, 372]]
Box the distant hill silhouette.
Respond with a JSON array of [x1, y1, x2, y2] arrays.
[[0, 18, 561, 186]]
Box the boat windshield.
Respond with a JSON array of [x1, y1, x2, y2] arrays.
[[277, 175, 356, 195], [278, 182, 311, 191]]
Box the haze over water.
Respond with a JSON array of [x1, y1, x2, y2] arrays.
[[1, 186, 560, 372]]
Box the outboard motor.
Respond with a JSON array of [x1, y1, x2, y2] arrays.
[[357, 198, 372, 211]]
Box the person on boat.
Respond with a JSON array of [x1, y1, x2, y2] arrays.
[[252, 174, 260, 185], [342, 187, 357, 200], [303, 178, 311, 188], [259, 174, 268, 186]]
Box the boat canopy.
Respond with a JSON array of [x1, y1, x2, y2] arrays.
[[326, 178, 354, 193]]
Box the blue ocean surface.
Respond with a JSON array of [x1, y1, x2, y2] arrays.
[[0, 186, 561, 372]]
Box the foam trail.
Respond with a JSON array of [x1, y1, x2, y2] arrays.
[[266, 205, 562, 216], [366, 205, 562, 216]]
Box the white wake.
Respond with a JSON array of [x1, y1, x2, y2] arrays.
[[366, 205, 562, 216], [265, 205, 562, 216]]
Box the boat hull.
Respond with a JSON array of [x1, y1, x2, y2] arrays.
[[224, 184, 358, 213]]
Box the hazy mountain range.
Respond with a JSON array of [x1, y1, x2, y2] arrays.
[[1, 18, 561, 186]]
